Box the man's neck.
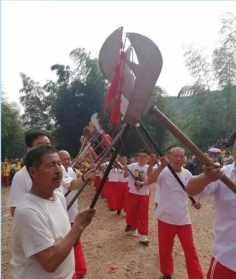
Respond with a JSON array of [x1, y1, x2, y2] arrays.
[[170, 164, 182, 173], [31, 185, 54, 200]]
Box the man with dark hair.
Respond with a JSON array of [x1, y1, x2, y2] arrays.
[[8, 130, 87, 217], [187, 141, 236, 279], [24, 129, 51, 148], [8, 129, 51, 216], [11, 145, 95, 279]]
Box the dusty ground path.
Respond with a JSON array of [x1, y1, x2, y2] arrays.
[[2, 185, 214, 279]]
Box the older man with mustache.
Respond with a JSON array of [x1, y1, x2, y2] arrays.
[[11, 145, 95, 279]]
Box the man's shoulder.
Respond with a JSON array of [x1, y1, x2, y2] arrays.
[[182, 167, 192, 176], [160, 166, 169, 176], [13, 166, 28, 178], [14, 194, 41, 219], [222, 163, 234, 173], [128, 162, 138, 168]]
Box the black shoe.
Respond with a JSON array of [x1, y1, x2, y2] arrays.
[[125, 224, 135, 232], [117, 210, 121, 215], [161, 276, 172, 279]]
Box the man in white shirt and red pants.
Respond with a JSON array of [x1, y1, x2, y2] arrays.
[[59, 150, 90, 279], [125, 152, 152, 245], [187, 140, 236, 279], [150, 147, 203, 279]]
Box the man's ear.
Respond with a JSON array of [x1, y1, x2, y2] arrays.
[[28, 166, 37, 179]]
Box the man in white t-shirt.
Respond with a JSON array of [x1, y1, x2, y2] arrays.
[[124, 152, 152, 245], [187, 141, 236, 279], [150, 147, 203, 279], [59, 150, 92, 279], [8, 129, 51, 216], [8, 130, 87, 217], [11, 145, 95, 279]]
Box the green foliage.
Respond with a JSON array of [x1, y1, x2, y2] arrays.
[[165, 86, 236, 150], [121, 87, 169, 156], [52, 50, 106, 155], [19, 73, 52, 130], [2, 98, 25, 159], [213, 12, 236, 88]]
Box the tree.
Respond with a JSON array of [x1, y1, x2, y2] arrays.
[[176, 13, 236, 149], [19, 73, 51, 129], [121, 86, 169, 155], [178, 46, 213, 98], [213, 12, 236, 88], [53, 48, 106, 155], [2, 98, 25, 159]]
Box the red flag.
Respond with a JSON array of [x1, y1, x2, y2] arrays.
[[104, 62, 121, 109], [110, 93, 121, 125], [104, 33, 126, 125]]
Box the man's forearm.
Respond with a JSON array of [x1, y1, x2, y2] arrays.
[[148, 165, 165, 184], [35, 224, 83, 273], [186, 173, 212, 196]]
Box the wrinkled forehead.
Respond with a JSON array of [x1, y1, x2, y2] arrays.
[[169, 147, 185, 156], [40, 152, 61, 165]]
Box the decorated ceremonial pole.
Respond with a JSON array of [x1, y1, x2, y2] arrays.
[[89, 123, 129, 208], [69, 27, 163, 209], [67, 123, 129, 210]]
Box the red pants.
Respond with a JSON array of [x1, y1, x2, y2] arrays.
[[207, 258, 236, 279], [2, 176, 9, 187], [72, 240, 87, 278], [102, 180, 110, 199], [122, 182, 129, 212], [126, 192, 149, 235], [158, 220, 203, 279], [107, 181, 128, 211], [94, 175, 100, 189]]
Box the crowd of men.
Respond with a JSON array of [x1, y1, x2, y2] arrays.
[[2, 128, 236, 279]]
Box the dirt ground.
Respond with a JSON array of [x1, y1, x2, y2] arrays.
[[2, 185, 215, 279]]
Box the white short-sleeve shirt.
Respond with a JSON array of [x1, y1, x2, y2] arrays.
[[8, 166, 32, 208], [127, 163, 149, 196], [108, 167, 121, 182], [8, 166, 64, 209], [199, 163, 236, 271], [156, 166, 193, 225], [11, 191, 74, 279], [61, 166, 79, 223]]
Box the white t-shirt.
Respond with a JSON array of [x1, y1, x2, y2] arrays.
[[11, 191, 74, 279], [119, 168, 128, 183], [62, 166, 79, 223], [155, 166, 192, 225], [8, 166, 64, 209], [127, 163, 149, 196], [8, 166, 32, 208], [108, 167, 121, 182], [198, 163, 236, 271]]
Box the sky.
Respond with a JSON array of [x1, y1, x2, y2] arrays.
[[1, 1, 236, 111]]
